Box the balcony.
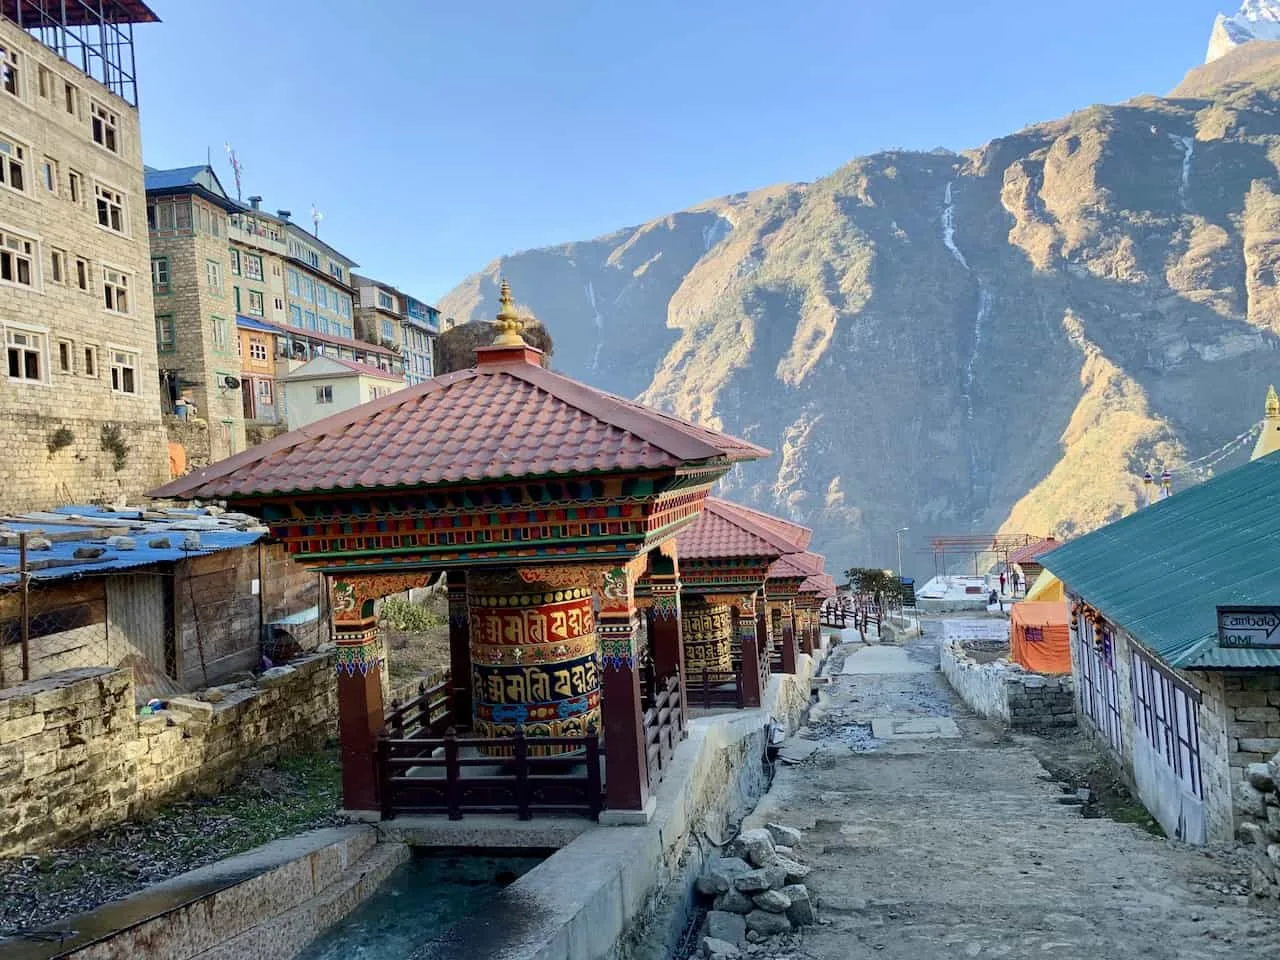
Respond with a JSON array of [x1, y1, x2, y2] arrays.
[[229, 220, 287, 256]]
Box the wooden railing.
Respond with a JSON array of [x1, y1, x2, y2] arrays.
[[643, 673, 682, 787], [685, 663, 746, 709], [377, 727, 603, 821], [384, 672, 453, 740], [819, 603, 847, 629]]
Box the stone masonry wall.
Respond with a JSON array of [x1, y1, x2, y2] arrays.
[[0, 651, 337, 856], [1195, 670, 1280, 842], [941, 638, 1074, 731], [0, 21, 167, 511], [1236, 752, 1280, 898]]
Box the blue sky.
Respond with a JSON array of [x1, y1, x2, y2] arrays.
[[136, 0, 1231, 303]]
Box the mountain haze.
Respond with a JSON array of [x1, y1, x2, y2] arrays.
[[440, 46, 1280, 572]]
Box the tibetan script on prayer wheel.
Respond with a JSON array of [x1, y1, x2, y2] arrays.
[[682, 598, 732, 675], [467, 585, 601, 755]]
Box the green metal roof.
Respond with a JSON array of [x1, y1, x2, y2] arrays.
[[1041, 451, 1280, 670]]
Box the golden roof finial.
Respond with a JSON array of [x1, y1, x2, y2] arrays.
[[493, 278, 526, 347], [1267, 384, 1279, 419]]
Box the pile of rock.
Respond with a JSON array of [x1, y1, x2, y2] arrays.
[[695, 823, 814, 958], [1236, 754, 1280, 897]]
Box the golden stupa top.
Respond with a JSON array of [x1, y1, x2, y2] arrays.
[[492, 279, 526, 347], [1267, 384, 1279, 419], [1252, 384, 1280, 461]]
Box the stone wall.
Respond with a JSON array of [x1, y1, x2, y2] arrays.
[[0, 19, 168, 513], [941, 638, 1074, 731], [0, 651, 337, 856], [165, 414, 211, 475], [1235, 753, 1280, 898], [1193, 670, 1280, 842]]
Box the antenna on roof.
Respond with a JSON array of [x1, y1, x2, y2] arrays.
[[311, 204, 323, 238], [224, 143, 243, 202]]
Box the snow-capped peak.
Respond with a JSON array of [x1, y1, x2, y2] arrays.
[[1206, 0, 1280, 63]]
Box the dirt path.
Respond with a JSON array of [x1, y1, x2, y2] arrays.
[[749, 622, 1280, 959]]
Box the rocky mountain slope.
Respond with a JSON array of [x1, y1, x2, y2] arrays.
[[440, 48, 1280, 571]]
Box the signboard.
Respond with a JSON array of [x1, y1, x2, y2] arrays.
[[899, 576, 916, 606], [1217, 606, 1280, 649]]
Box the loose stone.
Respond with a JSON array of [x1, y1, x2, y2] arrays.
[[745, 909, 793, 935], [698, 856, 752, 895], [765, 822, 803, 847], [734, 865, 787, 892], [729, 828, 779, 867], [783, 883, 815, 925], [753, 888, 792, 913], [1249, 762, 1277, 793], [714, 888, 755, 914], [774, 854, 811, 884], [707, 909, 747, 945], [702, 936, 741, 959]]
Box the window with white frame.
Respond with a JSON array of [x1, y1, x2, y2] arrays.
[[316, 285, 329, 309], [151, 256, 169, 292], [56, 338, 73, 373], [249, 336, 267, 361], [0, 135, 27, 193], [229, 249, 241, 276], [75, 257, 89, 291], [206, 259, 223, 295], [82, 344, 97, 377], [328, 260, 344, 282], [109, 348, 138, 394], [1, 45, 19, 98], [50, 249, 65, 284], [6, 327, 45, 382], [67, 169, 82, 205], [36, 65, 49, 99], [40, 157, 56, 194], [378, 291, 393, 310], [63, 80, 78, 116], [273, 296, 284, 312], [257, 378, 273, 402], [102, 266, 129, 314], [287, 268, 300, 296], [314, 384, 333, 404], [0, 230, 36, 288], [95, 182, 126, 233], [247, 290, 264, 316], [301, 276, 313, 302], [381, 319, 394, 340], [90, 101, 119, 153], [244, 253, 263, 281]]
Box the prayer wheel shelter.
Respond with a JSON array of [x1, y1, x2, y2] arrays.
[[797, 573, 837, 653], [673, 498, 813, 709], [151, 283, 768, 822], [766, 550, 826, 672]]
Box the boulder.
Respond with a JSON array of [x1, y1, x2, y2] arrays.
[[775, 845, 793, 857], [733, 865, 787, 893], [775, 855, 811, 884], [744, 910, 792, 936], [702, 937, 740, 959], [765, 822, 803, 847], [728, 828, 778, 867], [697, 856, 752, 895], [1248, 762, 1276, 793], [1237, 781, 1269, 820], [752, 889, 791, 913], [707, 910, 746, 946], [714, 888, 755, 914], [1240, 822, 1266, 846], [783, 883, 815, 925]]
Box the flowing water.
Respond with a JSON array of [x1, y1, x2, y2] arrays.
[[296, 849, 547, 960]]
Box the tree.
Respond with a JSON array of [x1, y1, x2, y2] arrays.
[[434, 318, 555, 375], [844, 567, 904, 600]]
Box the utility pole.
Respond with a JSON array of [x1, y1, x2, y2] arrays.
[[896, 527, 908, 579]]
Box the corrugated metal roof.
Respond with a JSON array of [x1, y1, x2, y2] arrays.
[[1041, 452, 1280, 669], [236, 315, 278, 333], [0, 506, 267, 587]]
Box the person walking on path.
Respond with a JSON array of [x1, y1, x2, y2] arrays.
[[999, 571, 1007, 594]]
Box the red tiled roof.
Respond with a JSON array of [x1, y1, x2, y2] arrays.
[[800, 574, 837, 598], [1008, 538, 1059, 564], [150, 354, 769, 499], [769, 551, 825, 580], [721, 502, 812, 551], [676, 498, 803, 561]]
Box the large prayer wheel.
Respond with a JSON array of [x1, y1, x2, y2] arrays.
[[682, 598, 732, 675], [467, 578, 601, 755]]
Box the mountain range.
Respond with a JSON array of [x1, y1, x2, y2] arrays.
[[439, 41, 1280, 574]]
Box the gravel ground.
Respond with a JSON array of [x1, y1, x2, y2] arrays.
[[0, 749, 347, 936]]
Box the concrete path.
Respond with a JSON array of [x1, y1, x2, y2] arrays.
[[751, 624, 1280, 959]]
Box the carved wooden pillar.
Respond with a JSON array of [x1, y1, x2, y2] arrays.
[[646, 559, 686, 739], [599, 565, 652, 819], [330, 576, 385, 813], [735, 594, 763, 709], [781, 600, 798, 673], [446, 570, 471, 725]]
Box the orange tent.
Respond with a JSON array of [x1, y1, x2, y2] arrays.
[[1010, 600, 1071, 674]]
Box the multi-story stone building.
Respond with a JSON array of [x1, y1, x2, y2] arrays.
[[283, 220, 356, 343], [352, 274, 438, 386], [0, 2, 166, 510], [145, 164, 244, 460]]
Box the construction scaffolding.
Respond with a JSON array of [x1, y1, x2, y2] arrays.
[[2, 0, 160, 107], [928, 534, 1038, 578]]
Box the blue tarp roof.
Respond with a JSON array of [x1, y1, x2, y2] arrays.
[[235, 315, 279, 333], [0, 506, 267, 587], [1043, 452, 1280, 670]]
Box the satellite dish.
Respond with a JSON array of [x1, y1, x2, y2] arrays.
[[223, 375, 242, 390]]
